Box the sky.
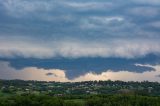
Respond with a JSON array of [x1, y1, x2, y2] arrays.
[[0, 0, 160, 82]]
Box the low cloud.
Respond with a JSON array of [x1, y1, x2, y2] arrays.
[[0, 0, 159, 57], [155, 75, 160, 78], [46, 73, 54, 76], [149, 21, 160, 28], [0, 37, 160, 59], [0, 61, 69, 82], [132, 0, 160, 5], [64, 1, 113, 11], [0, 61, 160, 82], [73, 67, 160, 82], [128, 7, 160, 17], [2, 0, 56, 17]]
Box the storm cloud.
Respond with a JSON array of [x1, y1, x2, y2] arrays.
[[0, 0, 160, 81]]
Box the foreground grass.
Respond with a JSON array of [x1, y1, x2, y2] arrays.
[[0, 94, 160, 106]]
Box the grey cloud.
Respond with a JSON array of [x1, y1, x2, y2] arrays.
[[155, 75, 160, 77], [0, 37, 160, 59], [127, 7, 160, 17], [132, 0, 160, 5], [0, 61, 160, 82], [2, 0, 56, 15], [64, 1, 114, 11], [149, 21, 160, 28], [0, 0, 160, 59], [46, 73, 54, 76], [0, 61, 69, 81]]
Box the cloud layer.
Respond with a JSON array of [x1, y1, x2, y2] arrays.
[[0, 37, 160, 58], [0, 0, 160, 59], [0, 0, 160, 82], [0, 61, 160, 82]]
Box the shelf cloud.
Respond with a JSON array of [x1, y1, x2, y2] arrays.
[[0, 38, 160, 58], [0, 0, 160, 81], [0, 61, 160, 82]]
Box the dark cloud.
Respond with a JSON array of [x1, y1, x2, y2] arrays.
[[0, 0, 159, 40], [46, 72, 55, 76], [1, 54, 159, 79], [0, 0, 160, 81], [155, 75, 160, 78]]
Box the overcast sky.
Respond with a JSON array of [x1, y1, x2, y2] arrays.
[[0, 0, 160, 81]]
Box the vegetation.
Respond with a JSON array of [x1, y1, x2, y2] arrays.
[[0, 80, 160, 106], [0, 94, 160, 106]]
